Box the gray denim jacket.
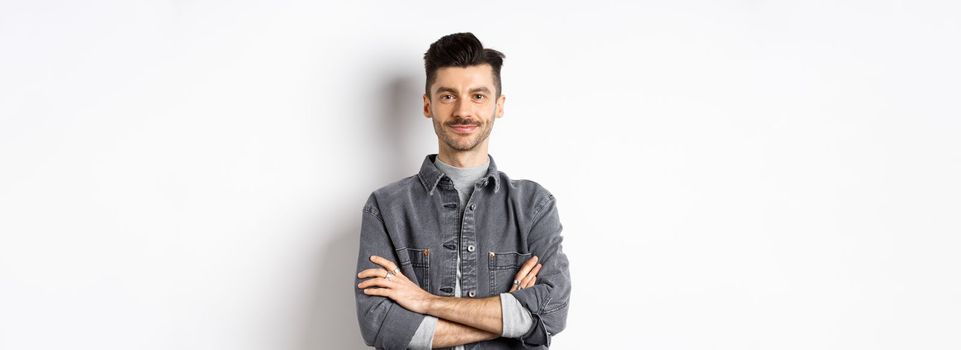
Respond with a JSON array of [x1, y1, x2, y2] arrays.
[[354, 154, 571, 349]]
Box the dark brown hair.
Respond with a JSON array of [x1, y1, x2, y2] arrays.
[[423, 32, 505, 98]]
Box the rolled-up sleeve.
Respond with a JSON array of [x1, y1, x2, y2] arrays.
[[500, 293, 534, 338], [354, 194, 425, 349], [508, 193, 571, 348], [408, 316, 437, 350]]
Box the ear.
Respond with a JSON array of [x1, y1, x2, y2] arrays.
[[422, 94, 432, 118], [495, 94, 506, 119]]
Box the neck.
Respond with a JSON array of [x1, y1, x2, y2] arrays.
[[437, 142, 489, 168]]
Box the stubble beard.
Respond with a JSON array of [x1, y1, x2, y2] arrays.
[[431, 112, 495, 152]]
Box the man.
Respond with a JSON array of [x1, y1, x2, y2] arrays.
[[354, 32, 571, 349]]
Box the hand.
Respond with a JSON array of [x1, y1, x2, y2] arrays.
[[509, 255, 542, 292], [357, 255, 437, 314]]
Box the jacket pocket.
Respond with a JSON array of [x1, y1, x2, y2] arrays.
[[488, 251, 532, 295], [396, 247, 430, 291]]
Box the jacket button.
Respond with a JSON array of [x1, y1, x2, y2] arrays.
[[469, 203, 476, 210], [468, 291, 476, 297], [467, 245, 475, 252]]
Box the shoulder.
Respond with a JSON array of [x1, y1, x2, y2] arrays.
[[363, 176, 419, 216], [371, 175, 419, 199], [498, 171, 557, 217]]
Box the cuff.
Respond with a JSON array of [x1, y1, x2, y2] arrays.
[[376, 300, 427, 349], [499, 293, 534, 338], [408, 315, 438, 350], [508, 288, 555, 347]]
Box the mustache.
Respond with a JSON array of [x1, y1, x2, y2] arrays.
[[446, 117, 481, 126]]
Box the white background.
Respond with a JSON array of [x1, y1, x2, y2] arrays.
[[2, 1, 959, 349]]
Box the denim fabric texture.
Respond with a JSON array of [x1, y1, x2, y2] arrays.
[[354, 154, 572, 349]]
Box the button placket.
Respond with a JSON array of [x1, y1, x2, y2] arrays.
[[458, 184, 482, 298], [438, 183, 461, 297]]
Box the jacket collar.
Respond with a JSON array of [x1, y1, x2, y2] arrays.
[[418, 154, 500, 195]]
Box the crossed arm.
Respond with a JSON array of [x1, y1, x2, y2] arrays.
[[357, 255, 542, 347]]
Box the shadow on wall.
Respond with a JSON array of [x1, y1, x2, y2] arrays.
[[379, 75, 425, 181], [300, 72, 423, 349], [301, 220, 365, 350]]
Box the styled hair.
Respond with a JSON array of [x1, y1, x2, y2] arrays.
[[423, 32, 505, 98]]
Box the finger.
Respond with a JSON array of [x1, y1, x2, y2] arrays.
[[521, 264, 542, 288], [363, 288, 391, 297], [357, 268, 386, 278], [357, 277, 396, 289], [531, 263, 542, 278], [520, 273, 536, 289], [357, 268, 389, 279], [520, 273, 535, 289], [510, 261, 536, 291], [369, 256, 402, 276], [513, 255, 539, 281]]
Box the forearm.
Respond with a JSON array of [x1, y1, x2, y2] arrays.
[[431, 318, 499, 347], [426, 295, 503, 335]]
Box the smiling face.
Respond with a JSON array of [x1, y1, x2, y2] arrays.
[[423, 64, 505, 153]]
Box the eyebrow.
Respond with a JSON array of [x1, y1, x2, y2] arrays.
[[434, 86, 492, 95]]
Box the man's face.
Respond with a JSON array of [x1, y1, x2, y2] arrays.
[[423, 64, 505, 152]]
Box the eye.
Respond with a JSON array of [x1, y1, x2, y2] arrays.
[[441, 94, 454, 101], [473, 94, 486, 101]]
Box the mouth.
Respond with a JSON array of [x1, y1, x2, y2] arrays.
[[448, 124, 479, 134]]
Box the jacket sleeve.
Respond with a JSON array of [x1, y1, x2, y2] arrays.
[[354, 193, 426, 349], [508, 192, 572, 347]]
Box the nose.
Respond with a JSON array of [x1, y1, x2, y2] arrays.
[[452, 98, 473, 119]]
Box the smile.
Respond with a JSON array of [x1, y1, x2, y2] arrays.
[[449, 124, 478, 134]]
